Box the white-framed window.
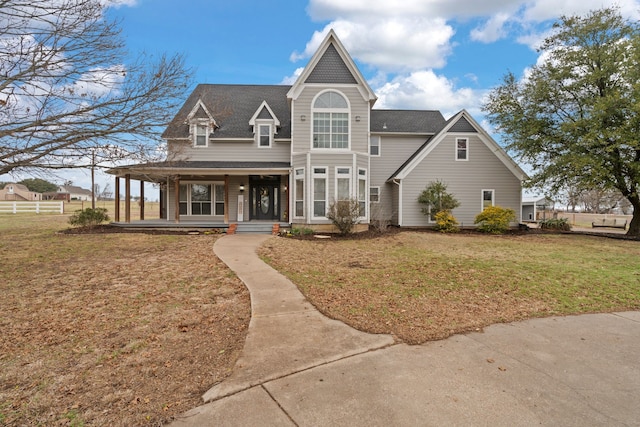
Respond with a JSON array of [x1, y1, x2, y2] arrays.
[[369, 186, 380, 203], [294, 168, 305, 218], [358, 168, 367, 216], [313, 167, 328, 217], [482, 189, 494, 210], [335, 167, 351, 202], [312, 90, 349, 149], [370, 136, 380, 156], [194, 124, 209, 147], [178, 182, 225, 216], [258, 123, 272, 148], [456, 138, 468, 161]]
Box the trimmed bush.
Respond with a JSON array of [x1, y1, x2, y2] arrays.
[[539, 217, 572, 231], [434, 210, 460, 233], [474, 206, 515, 234], [68, 208, 110, 228]]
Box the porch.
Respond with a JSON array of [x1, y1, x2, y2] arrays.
[[111, 219, 290, 234], [106, 161, 291, 227]]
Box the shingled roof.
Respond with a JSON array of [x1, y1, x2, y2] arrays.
[[370, 110, 446, 134], [162, 84, 292, 140], [162, 85, 451, 140]]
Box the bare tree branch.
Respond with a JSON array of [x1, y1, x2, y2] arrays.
[[0, 0, 193, 174]]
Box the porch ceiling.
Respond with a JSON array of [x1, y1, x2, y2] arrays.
[[106, 161, 291, 182]]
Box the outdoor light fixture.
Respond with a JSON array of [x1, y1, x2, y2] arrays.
[[239, 183, 245, 192], [301, 115, 306, 121], [355, 115, 361, 122]]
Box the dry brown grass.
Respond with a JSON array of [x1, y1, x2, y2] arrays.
[[260, 231, 640, 344], [0, 215, 249, 426]]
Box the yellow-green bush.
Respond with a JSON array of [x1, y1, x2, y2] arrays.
[[474, 206, 515, 234], [434, 210, 460, 233]]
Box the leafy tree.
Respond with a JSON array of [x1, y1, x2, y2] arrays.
[[18, 178, 58, 193], [0, 0, 192, 175], [417, 180, 460, 221], [483, 8, 640, 235]]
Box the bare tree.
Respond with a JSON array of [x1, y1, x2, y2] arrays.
[[0, 0, 192, 175]]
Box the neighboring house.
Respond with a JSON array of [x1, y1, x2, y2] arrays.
[[55, 185, 93, 201], [522, 197, 555, 222], [108, 30, 526, 229], [0, 183, 42, 201]]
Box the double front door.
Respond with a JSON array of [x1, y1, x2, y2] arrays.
[[250, 178, 280, 220]]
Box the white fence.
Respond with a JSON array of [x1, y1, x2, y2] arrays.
[[0, 201, 64, 214]]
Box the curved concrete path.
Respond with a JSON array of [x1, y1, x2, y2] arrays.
[[201, 234, 395, 402], [169, 234, 640, 426]]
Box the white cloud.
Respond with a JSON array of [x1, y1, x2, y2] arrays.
[[290, 0, 640, 114], [292, 19, 454, 72], [373, 70, 482, 117], [280, 67, 304, 85], [470, 12, 511, 43]]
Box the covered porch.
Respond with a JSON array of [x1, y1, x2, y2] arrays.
[[106, 161, 291, 227]]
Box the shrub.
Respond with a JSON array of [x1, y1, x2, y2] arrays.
[[326, 198, 361, 235], [68, 208, 110, 228], [474, 206, 515, 234], [434, 210, 459, 233], [290, 227, 314, 236], [417, 180, 460, 221], [539, 217, 572, 231]]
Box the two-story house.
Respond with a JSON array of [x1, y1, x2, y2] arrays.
[[108, 30, 526, 230]]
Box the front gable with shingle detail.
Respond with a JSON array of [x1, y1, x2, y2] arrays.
[[304, 44, 358, 84], [287, 29, 376, 104]]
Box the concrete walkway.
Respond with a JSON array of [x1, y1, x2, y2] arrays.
[[169, 234, 640, 426]]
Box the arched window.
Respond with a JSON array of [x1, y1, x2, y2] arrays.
[[312, 91, 349, 149]]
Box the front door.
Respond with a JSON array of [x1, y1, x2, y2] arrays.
[[250, 179, 279, 220]]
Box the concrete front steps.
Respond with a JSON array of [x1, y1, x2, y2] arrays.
[[227, 222, 288, 235]]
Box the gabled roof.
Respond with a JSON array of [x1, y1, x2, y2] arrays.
[[58, 185, 92, 195], [162, 84, 292, 140], [371, 110, 446, 134], [249, 101, 281, 128], [389, 110, 528, 182], [287, 29, 377, 105]]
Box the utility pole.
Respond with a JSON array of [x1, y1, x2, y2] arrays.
[[91, 149, 96, 209]]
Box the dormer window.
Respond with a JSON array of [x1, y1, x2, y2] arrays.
[[186, 99, 216, 148], [195, 124, 208, 147], [258, 124, 272, 148]]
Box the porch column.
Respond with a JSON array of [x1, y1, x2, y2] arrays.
[[224, 175, 229, 224], [139, 181, 145, 220], [125, 174, 131, 223], [114, 176, 120, 222], [174, 177, 180, 223]]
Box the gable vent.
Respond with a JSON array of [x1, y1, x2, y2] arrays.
[[305, 44, 357, 84]]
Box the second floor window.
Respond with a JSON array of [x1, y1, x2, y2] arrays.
[[195, 124, 208, 147], [259, 124, 271, 147], [313, 91, 349, 149], [456, 138, 468, 160]]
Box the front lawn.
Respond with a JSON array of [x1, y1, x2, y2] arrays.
[[0, 215, 250, 426], [259, 231, 640, 344]]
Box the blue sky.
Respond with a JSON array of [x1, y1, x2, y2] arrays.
[[6, 0, 640, 195]]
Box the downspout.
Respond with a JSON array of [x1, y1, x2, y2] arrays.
[[392, 178, 402, 227]]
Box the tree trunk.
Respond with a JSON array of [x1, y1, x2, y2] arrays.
[[627, 196, 640, 236]]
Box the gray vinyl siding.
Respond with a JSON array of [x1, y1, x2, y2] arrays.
[[291, 86, 370, 154], [400, 134, 522, 227], [370, 136, 428, 210], [168, 139, 291, 162], [391, 182, 399, 225]]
